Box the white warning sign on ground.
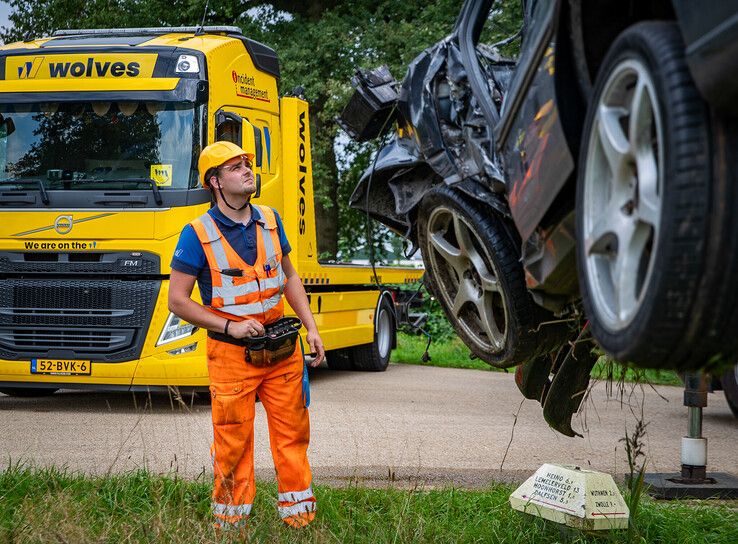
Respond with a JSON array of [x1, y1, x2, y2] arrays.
[[509, 463, 629, 530]]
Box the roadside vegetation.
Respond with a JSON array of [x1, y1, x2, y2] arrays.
[[1, 466, 736, 543], [392, 333, 683, 388]]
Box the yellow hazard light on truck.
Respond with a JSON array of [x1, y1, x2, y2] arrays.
[[157, 313, 198, 346]]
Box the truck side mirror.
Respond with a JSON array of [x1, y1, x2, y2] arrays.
[[215, 110, 242, 146]]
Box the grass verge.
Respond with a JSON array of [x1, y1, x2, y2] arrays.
[[392, 333, 682, 387], [1, 466, 736, 543]]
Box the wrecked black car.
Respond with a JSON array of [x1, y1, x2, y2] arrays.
[[340, 0, 738, 433]]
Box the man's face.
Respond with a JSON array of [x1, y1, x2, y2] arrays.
[[214, 155, 255, 197]]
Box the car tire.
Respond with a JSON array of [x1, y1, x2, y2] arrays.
[[576, 21, 737, 370], [0, 387, 58, 397], [326, 295, 395, 372], [418, 185, 559, 368], [722, 365, 738, 418]]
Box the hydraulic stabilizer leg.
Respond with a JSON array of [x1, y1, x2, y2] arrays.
[[677, 372, 709, 482], [641, 369, 738, 498], [541, 324, 598, 437]]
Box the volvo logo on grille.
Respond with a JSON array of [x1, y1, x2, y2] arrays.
[[54, 215, 73, 235]]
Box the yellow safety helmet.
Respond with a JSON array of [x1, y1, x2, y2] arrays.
[[198, 140, 255, 187]]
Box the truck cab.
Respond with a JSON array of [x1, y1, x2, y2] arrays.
[[0, 26, 422, 395]]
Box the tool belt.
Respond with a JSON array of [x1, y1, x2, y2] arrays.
[[208, 317, 302, 367]]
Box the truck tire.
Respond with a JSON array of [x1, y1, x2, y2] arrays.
[[0, 387, 58, 397], [351, 294, 394, 372], [575, 22, 738, 370], [418, 185, 558, 368], [722, 365, 738, 418], [326, 295, 395, 372]]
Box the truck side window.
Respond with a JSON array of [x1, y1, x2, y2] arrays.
[[215, 110, 242, 146], [251, 124, 263, 168]]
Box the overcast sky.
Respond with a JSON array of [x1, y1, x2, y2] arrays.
[[0, 2, 10, 41], [0, 2, 11, 40]]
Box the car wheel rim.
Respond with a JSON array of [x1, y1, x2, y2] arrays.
[[377, 306, 391, 359], [582, 58, 664, 331], [425, 205, 507, 352]]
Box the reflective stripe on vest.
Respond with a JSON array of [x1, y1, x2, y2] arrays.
[[191, 207, 287, 319]]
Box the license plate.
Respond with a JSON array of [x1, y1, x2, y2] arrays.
[[30, 359, 91, 376]]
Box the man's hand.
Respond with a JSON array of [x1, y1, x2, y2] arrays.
[[306, 328, 325, 367], [228, 319, 265, 339]]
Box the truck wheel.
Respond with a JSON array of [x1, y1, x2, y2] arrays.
[[351, 295, 394, 372], [722, 365, 738, 418], [325, 295, 395, 372], [0, 387, 58, 397], [576, 22, 737, 370], [418, 185, 555, 368]]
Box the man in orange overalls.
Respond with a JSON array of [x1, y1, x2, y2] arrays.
[[168, 141, 325, 530]]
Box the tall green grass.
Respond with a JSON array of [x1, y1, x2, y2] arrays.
[[1, 466, 736, 543], [392, 333, 682, 387]]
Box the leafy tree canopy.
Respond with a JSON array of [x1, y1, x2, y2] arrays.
[[1, 0, 522, 262]]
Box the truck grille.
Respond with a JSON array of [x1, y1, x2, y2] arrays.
[[0, 251, 160, 275], [0, 279, 160, 361], [1, 328, 134, 352]]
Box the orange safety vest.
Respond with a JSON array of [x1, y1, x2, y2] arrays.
[[190, 205, 288, 324]]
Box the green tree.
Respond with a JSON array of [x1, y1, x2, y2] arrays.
[[1, 0, 522, 261]]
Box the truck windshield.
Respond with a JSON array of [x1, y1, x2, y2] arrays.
[[0, 101, 202, 190]]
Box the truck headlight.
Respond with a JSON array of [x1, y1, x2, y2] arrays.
[[157, 312, 198, 346], [175, 55, 199, 73]]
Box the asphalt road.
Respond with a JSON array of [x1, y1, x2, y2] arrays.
[[1, 363, 736, 487]]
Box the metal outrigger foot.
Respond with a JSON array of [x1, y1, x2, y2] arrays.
[[642, 372, 738, 499]]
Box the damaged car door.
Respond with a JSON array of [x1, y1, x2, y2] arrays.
[[343, 0, 571, 373]]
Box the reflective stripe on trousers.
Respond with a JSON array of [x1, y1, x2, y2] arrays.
[[212, 502, 253, 517], [278, 484, 314, 503], [279, 500, 317, 519]]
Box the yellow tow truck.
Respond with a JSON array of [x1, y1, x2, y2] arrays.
[[0, 26, 422, 396]]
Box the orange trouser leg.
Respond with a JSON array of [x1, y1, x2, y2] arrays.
[[207, 338, 262, 530], [257, 346, 316, 527]]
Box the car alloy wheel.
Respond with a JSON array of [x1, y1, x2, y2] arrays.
[[580, 57, 663, 331]]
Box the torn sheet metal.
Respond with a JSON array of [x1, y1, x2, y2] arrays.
[[347, 37, 515, 240]]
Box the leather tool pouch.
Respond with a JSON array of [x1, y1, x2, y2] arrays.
[[243, 317, 302, 367]]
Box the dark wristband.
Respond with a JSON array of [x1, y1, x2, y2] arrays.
[[224, 320, 231, 335]]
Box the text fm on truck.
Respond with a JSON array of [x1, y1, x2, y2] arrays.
[[0, 26, 422, 396]]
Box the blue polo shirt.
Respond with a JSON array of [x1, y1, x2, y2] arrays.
[[171, 204, 291, 305]]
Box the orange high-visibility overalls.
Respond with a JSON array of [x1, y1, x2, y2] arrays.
[[190, 205, 316, 530]]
